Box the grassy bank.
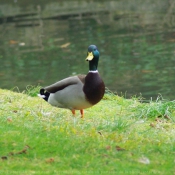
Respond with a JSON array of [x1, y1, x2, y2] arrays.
[[0, 87, 175, 175]]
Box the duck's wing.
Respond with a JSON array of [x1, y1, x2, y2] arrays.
[[44, 75, 86, 93]]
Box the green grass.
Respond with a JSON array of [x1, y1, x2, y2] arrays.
[[0, 88, 175, 175]]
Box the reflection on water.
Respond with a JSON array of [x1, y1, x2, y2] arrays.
[[0, 0, 175, 100]]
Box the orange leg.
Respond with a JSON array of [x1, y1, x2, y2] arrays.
[[71, 110, 75, 116], [80, 109, 84, 118]]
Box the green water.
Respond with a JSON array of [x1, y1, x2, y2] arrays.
[[0, 0, 175, 100]]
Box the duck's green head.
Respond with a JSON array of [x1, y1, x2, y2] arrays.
[[86, 45, 99, 71]]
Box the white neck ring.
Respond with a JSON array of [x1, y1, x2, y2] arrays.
[[89, 70, 98, 73]]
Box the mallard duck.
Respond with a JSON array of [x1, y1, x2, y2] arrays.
[[38, 45, 105, 118]]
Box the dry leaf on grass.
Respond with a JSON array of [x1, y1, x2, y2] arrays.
[[138, 156, 150, 164]]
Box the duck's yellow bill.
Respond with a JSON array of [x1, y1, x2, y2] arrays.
[[86, 52, 94, 61]]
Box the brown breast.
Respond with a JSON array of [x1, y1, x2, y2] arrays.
[[83, 72, 105, 105]]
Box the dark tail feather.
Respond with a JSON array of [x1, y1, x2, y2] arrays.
[[38, 88, 50, 101]]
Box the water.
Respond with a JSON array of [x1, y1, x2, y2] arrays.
[[0, 0, 175, 100]]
